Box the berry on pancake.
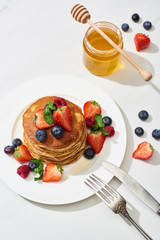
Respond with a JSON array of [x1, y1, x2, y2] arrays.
[[54, 97, 67, 108], [34, 109, 55, 129], [53, 106, 72, 131]]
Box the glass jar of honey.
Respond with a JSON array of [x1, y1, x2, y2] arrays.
[[83, 21, 123, 76]]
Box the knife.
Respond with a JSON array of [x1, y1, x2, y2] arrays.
[[102, 161, 160, 216]]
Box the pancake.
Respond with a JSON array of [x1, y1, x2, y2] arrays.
[[23, 96, 87, 165]]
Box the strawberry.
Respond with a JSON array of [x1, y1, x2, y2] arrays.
[[53, 106, 72, 131], [34, 109, 55, 129], [87, 131, 105, 154], [14, 144, 32, 163], [83, 100, 101, 118], [132, 141, 154, 160], [134, 33, 150, 51], [42, 163, 63, 182]]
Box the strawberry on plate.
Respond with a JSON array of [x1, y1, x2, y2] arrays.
[[43, 163, 63, 182], [87, 131, 105, 154], [83, 100, 101, 118], [53, 106, 72, 131], [34, 109, 55, 129], [134, 33, 150, 51], [132, 141, 154, 160], [14, 144, 32, 163]]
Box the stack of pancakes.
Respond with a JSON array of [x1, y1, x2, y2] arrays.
[[23, 96, 87, 165]]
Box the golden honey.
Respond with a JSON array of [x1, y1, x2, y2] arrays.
[[83, 22, 123, 75]]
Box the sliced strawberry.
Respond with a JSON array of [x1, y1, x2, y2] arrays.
[[87, 131, 105, 154], [132, 141, 154, 160], [83, 100, 101, 118], [42, 163, 63, 182], [34, 109, 55, 129], [14, 145, 32, 163], [53, 106, 72, 131], [134, 33, 150, 51]]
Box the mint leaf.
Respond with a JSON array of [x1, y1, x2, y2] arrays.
[[91, 124, 100, 130], [101, 127, 109, 136], [33, 115, 37, 124], [43, 108, 54, 125], [47, 101, 56, 111], [94, 114, 105, 128], [30, 158, 44, 181]]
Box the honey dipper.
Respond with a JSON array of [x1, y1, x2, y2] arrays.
[[71, 4, 152, 81]]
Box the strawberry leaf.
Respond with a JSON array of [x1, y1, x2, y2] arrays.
[[91, 100, 100, 107], [13, 146, 21, 158], [56, 164, 63, 173]]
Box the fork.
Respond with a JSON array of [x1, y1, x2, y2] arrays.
[[84, 174, 153, 240]]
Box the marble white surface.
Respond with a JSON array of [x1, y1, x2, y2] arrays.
[[0, 0, 160, 239]]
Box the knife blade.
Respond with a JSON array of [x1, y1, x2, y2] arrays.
[[102, 161, 160, 216]]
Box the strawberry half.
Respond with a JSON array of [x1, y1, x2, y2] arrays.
[[42, 163, 63, 182], [134, 33, 150, 51], [83, 100, 101, 118], [132, 141, 154, 160], [34, 109, 55, 129], [87, 131, 105, 154], [53, 106, 72, 131], [14, 145, 32, 163]]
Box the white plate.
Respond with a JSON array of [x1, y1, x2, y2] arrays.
[[0, 74, 126, 205]]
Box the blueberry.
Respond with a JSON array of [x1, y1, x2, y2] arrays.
[[138, 110, 149, 121], [102, 116, 112, 126], [51, 125, 64, 138], [135, 127, 144, 136], [84, 148, 95, 159], [35, 129, 47, 142], [132, 13, 140, 22], [29, 161, 37, 171], [12, 138, 22, 148], [121, 23, 129, 32], [4, 145, 15, 154], [152, 129, 160, 140], [143, 21, 152, 30]]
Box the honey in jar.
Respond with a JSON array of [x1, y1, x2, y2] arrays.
[[83, 22, 123, 76]]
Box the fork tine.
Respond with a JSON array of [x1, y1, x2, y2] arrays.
[[84, 179, 111, 204], [91, 174, 118, 197]]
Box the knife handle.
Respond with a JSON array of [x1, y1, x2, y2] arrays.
[[157, 207, 160, 216]]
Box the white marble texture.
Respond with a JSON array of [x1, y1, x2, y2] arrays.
[[0, 0, 160, 239]]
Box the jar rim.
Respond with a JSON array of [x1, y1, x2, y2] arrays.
[[83, 21, 123, 57]]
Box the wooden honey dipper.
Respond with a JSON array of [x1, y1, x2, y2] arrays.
[[71, 4, 152, 81]]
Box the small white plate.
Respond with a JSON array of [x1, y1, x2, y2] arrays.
[[0, 74, 126, 205]]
